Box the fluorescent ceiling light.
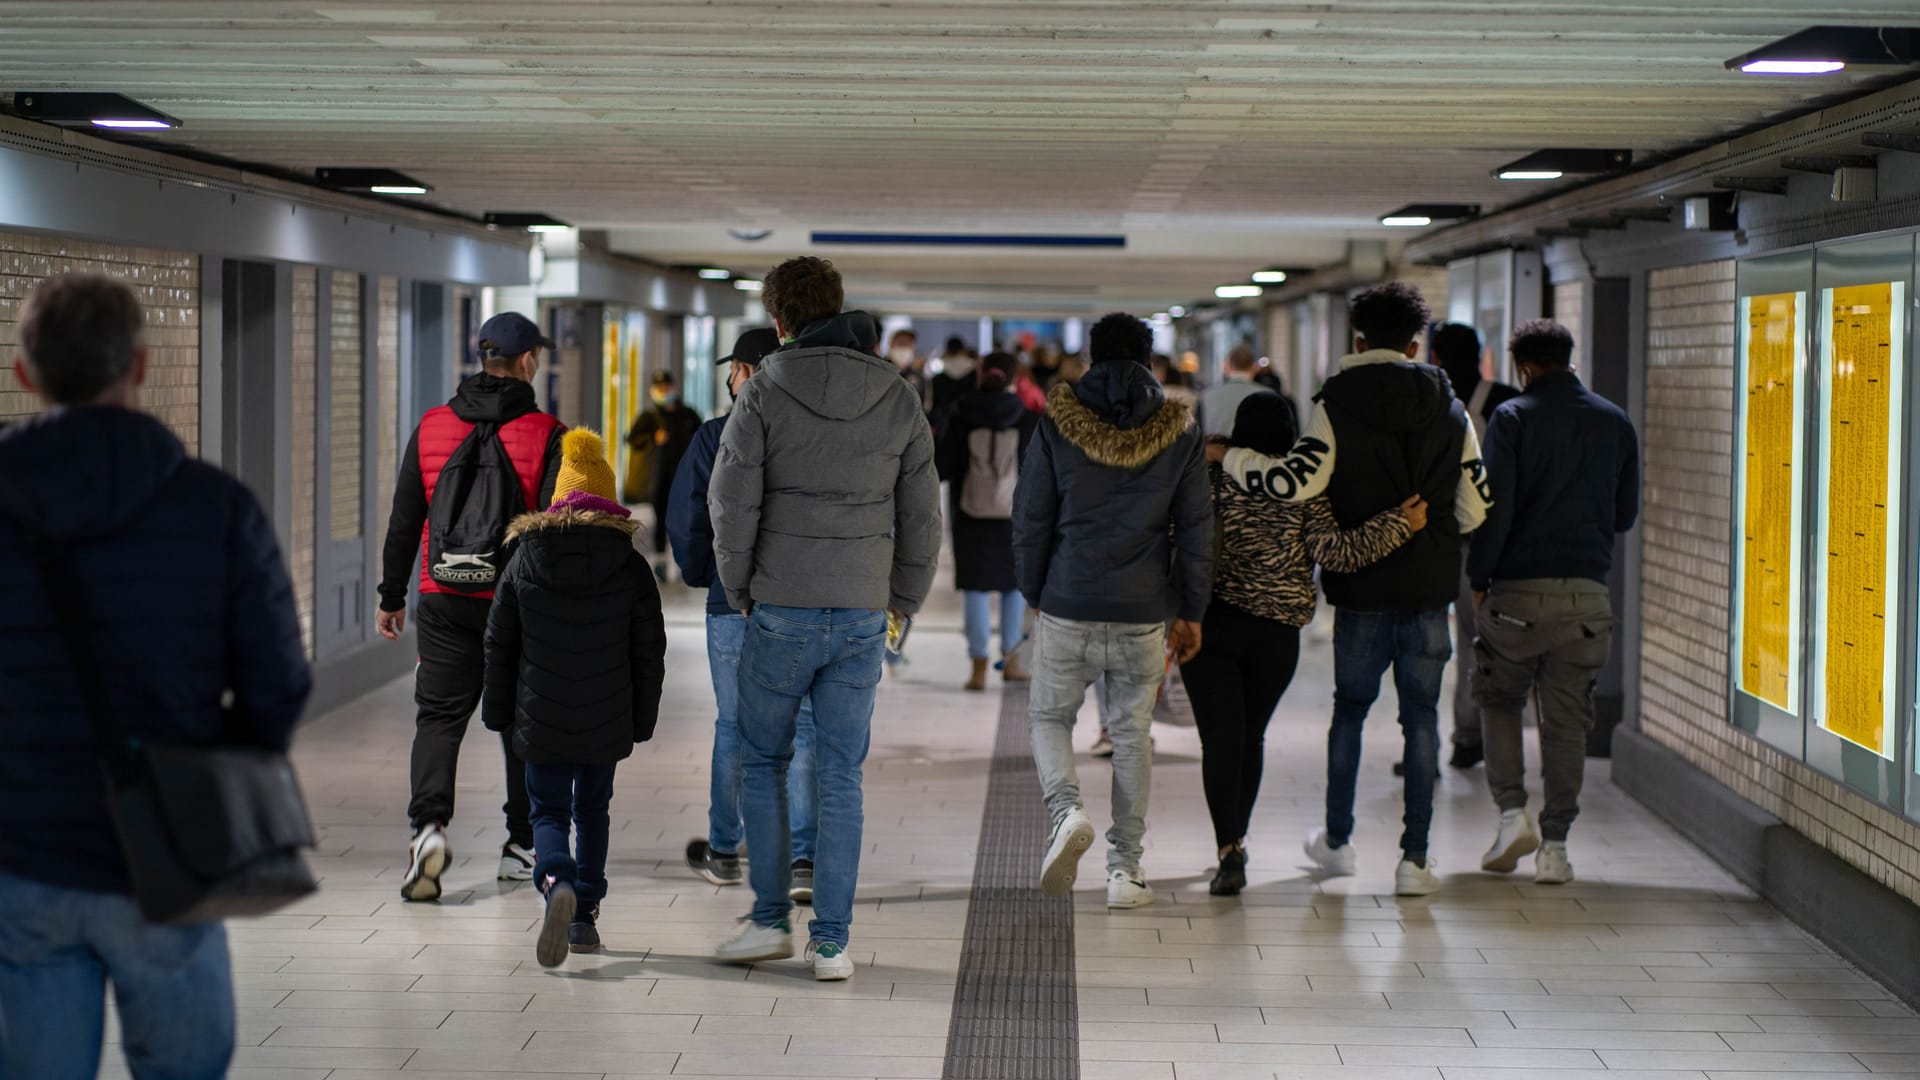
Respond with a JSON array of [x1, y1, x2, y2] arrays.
[[698, 268, 732, 280], [90, 118, 173, 130], [16, 92, 179, 131], [318, 167, 433, 196], [1726, 26, 1915, 74], [1215, 284, 1264, 299], [1381, 216, 1433, 228], [1499, 170, 1564, 181], [1740, 59, 1846, 74], [1378, 202, 1479, 228], [370, 185, 428, 195], [1251, 270, 1288, 284], [733, 279, 763, 292], [527, 224, 570, 233], [485, 211, 569, 232], [1493, 148, 1629, 181]]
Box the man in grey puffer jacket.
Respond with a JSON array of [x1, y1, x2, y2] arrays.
[[708, 256, 940, 979]]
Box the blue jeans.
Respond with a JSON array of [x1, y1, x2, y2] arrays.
[[0, 869, 234, 1080], [963, 590, 1027, 660], [1327, 608, 1451, 862], [707, 614, 816, 861], [525, 762, 617, 906], [736, 605, 886, 947]]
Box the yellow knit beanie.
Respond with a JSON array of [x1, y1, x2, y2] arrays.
[[550, 429, 619, 507]]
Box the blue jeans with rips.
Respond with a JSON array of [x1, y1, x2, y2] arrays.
[[706, 614, 816, 861], [1326, 607, 1451, 863], [736, 605, 886, 948], [0, 868, 234, 1080]]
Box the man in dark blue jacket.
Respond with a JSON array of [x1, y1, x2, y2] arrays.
[[1469, 319, 1640, 888], [666, 327, 817, 900], [0, 274, 310, 1079]]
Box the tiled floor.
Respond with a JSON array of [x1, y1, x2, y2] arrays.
[[102, 584, 1916, 1080]]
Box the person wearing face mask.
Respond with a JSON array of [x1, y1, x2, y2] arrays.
[[625, 370, 703, 564], [886, 327, 928, 407], [927, 336, 978, 443]]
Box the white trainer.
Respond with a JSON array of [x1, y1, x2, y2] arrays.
[[1303, 828, 1357, 877], [714, 919, 795, 964], [400, 823, 450, 902], [805, 940, 855, 981], [1106, 868, 1154, 910], [1535, 841, 1575, 885], [1039, 808, 1096, 896], [1395, 856, 1442, 897], [1480, 808, 1541, 873], [498, 841, 535, 882]]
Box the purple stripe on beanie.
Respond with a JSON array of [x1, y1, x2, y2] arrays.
[[550, 490, 632, 518]]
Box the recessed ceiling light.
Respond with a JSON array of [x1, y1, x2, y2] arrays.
[[317, 167, 433, 196], [1726, 25, 1915, 74], [14, 92, 179, 131], [1251, 270, 1288, 284], [698, 268, 732, 280], [1379, 203, 1480, 228], [1216, 284, 1264, 299], [484, 212, 570, 232]]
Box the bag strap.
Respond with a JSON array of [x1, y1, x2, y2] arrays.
[[0, 474, 137, 781]]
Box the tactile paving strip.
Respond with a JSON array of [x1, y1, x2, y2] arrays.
[[941, 682, 1079, 1079]]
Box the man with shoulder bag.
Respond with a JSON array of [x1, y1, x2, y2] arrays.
[[0, 274, 314, 1080]]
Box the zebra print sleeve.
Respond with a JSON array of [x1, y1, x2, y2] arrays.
[[1299, 496, 1412, 574]]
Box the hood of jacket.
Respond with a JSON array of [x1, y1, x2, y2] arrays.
[[761, 312, 899, 421], [1048, 369, 1192, 469], [0, 406, 184, 541], [1319, 350, 1456, 433], [451, 372, 539, 424], [954, 386, 1028, 430], [505, 507, 638, 592]]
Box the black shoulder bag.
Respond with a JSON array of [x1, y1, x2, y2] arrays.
[[3, 487, 319, 925]]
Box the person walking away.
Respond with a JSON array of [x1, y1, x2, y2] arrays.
[[1016, 312, 1211, 910], [1470, 319, 1639, 885], [1200, 345, 1265, 439], [482, 429, 666, 967], [709, 257, 940, 980], [669, 327, 822, 901], [377, 311, 565, 901], [1213, 282, 1491, 897], [937, 351, 1041, 691], [1430, 322, 1519, 770], [1183, 391, 1425, 895], [927, 336, 977, 441], [0, 274, 312, 1079], [625, 371, 702, 565], [885, 327, 929, 407]]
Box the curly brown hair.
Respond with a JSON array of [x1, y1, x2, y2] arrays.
[[761, 256, 844, 336]]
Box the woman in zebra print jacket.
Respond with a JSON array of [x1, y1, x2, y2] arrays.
[[1182, 391, 1426, 897]]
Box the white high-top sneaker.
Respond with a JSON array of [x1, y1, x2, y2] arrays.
[[1535, 841, 1575, 885], [1481, 808, 1541, 873], [1039, 807, 1095, 896]]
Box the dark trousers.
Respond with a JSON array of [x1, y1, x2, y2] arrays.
[[408, 593, 533, 846], [525, 763, 616, 907], [1178, 602, 1301, 850]]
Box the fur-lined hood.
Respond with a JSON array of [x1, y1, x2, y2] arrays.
[[1047, 378, 1193, 470], [507, 506, 639, 542]]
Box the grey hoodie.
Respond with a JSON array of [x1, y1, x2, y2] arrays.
[[710, 314, 942, 615]]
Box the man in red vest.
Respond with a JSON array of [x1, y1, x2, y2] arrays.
[[377, 312, 565, 902]]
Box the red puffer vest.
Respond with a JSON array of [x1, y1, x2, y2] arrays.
[[415, 400, 561, 600]]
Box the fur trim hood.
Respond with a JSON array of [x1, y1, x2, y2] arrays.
[[1047, 380, 1193, 470], [507, 506, 640, 542]]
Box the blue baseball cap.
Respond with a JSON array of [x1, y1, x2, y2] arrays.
[[477, 311, 553, 359]]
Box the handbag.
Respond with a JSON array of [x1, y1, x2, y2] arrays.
[[3, 484, 319, 925]]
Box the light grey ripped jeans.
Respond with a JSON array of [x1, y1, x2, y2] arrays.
[[1028, 612, 1166, 873]]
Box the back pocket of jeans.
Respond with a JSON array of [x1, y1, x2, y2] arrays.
[[828, 629, 888, 689], [743, 624, 809, 692]]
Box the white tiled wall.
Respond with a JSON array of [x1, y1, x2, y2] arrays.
[[328, 270, 362, 543], [291, 266, 318, 658]]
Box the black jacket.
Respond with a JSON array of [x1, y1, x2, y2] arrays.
[[1318, 361, 1470, 612], [938, 387, 1040, 593], [0, 407, 311, 894], [1469, 370, 1640, 589], [666, 415, 732, 616], [1013, 361, 1213, 624], [482, 507, 667, 765]]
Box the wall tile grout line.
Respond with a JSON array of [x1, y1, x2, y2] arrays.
[[941, 681, 1078, 1079]]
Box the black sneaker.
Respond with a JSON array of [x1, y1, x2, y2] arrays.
[[790, 859, 815, 904], [1449, 744, 1485, 769], [685, 838, 743, 886], [569, 905, 602, 954], [1209, 848, 1248, 897]]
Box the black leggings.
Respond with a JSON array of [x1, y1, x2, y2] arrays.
[[1178, 602, 1302, 850]]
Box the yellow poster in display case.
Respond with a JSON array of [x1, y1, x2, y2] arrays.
[[1815, 281, 1905, 758], [1736, 291, 1805, 712]]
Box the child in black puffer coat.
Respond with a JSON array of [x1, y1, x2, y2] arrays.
[[483, 429, 667, 968]]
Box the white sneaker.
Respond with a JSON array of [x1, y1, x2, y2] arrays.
[[1106, 868, 1153, 909], [1480, 809, 1541, 873], [1395, 856, 1442, 897], [805, 939, 855, 981], [498, 841, 535, 882], [714, 919, 795, 964], [1039, 808, 1095, 896], [1535, 841, 1575, 885], [400, 823, 450, 902], [1303, 829, 1356, 877]]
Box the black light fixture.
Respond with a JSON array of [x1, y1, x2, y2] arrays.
[[1726, 25, 1918, 75], [1495, 148, 1632, 181], [484, 212, 570, 233], [1379, 203, 1480, 228], [14, 91, 179, 131], [316, 167, 432, 196]]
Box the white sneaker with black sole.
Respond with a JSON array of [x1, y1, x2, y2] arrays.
[[400, 823, 450, 902], [1106, 868, 1153, 909], [789, 860, 815, 904], [498, 841, 535, 882], [1481, 808, 1541, 873], [1039, 807, 1095, 896]]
